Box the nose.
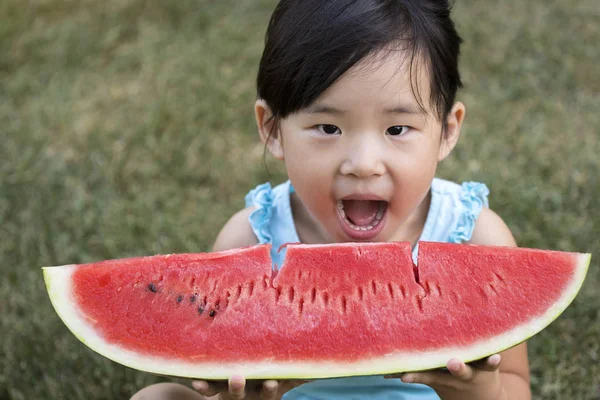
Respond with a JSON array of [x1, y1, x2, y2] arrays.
[[339, 136, 386, 178]]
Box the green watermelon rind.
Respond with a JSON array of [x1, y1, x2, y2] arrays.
[[43, 253, 591, 380]]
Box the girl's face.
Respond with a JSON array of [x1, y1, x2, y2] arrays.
[[257, 52, 464, 243]]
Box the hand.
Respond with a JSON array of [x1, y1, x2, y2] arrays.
[[384, 354, 505, 400], [192, 376, 312, 400]]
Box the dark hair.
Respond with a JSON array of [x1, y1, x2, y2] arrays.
[[257, 0, 463, 132]]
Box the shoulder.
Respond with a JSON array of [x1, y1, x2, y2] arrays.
[[212, 207, 259, 251], [468, 207, 517, 247]]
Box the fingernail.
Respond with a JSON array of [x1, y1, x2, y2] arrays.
[[401, 374, 414, 383], [489, 354, 501, 366], [448, 359, 462, 372], [229, 375, 245, 389]]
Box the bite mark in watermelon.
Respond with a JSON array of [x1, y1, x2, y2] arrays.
[[43, 242, 591, 379]]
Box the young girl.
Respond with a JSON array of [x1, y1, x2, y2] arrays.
[[132, 0, 531, 399]]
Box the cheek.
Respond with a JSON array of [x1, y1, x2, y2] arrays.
[[388, 141, 439, 200], [286, 157, 332, 195], [390, 138, 439, 173], [283, 137, 336, 180]]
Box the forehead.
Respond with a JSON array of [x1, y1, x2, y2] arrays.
[[312, 49, 432, 114]]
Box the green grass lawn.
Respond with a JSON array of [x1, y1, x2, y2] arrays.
[[1, 0, 598, 398]]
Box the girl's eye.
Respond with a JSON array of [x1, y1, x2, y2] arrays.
[[387, 126, 410, 136], [316, 124, 341, 135]]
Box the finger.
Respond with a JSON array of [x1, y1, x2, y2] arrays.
[[467, 354, 502, 371], [260, 380, 279, 400], [447, 358, 474, 381], [228, 376, 247, 400], [192, 380, 228, 397], [394, 371, 460, 388]]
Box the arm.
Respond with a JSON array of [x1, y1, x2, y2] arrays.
[[212, 207, 259, 251]]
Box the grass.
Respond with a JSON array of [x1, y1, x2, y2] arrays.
[[0, 0, 598, 398]]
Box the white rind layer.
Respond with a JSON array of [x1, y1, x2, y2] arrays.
[[43, 253, 591, 380]]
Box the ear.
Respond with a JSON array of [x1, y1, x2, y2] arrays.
[[438, 101, 465, 162], [255, 99, 284, 160]]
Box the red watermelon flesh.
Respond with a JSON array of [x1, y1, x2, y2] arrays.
[[43, 242, 590, 379]]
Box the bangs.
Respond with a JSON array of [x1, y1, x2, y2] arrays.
[[257, 0, 462, 125]]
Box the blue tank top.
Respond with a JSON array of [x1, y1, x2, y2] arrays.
[[245, 178, 489, 400]]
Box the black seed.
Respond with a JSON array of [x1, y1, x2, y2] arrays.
[[176, 295, 184, 304], [148, 283, 157, 293], [209, 310, 216, 317], [190, 294, 197, 303], [198, 306, 204, 315]]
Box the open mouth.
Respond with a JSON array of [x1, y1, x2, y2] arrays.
[[336, 199, 388, 240]]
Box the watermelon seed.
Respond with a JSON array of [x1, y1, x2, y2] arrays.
[[298, 270, 303, 279], [298, 298, 304, 314], [494, 273, 505, 283], [235, 285, 242, 299], [387, 283, 395, 299], [249, 281, 255, 296], [436, 284, 442, 296], [190, 294, 197, 303], [310, 288, 317, 303], [190, 277, 196, 287], [148, 283, 157, 293], [357, 287, 364, 301], [275, 287, 282, 303], [478, 287, 488, 299], [416, 297, 424, 311], [341, 296, 347, 313], [400, 286, 407, 298], [488, 283, 498, 295], [322, 292, 329, 306], [211, 280, 218, 292], [176, 295, 184, 304], [288, 287, 295, 303], [371, 281, 377, 295], [198, 306, 204, 315], [209, 310, 217, 318]]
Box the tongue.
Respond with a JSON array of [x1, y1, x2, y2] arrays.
[[343, 200, 380, 226]]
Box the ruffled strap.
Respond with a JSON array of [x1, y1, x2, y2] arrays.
[[448, 182, 490, 243], [244, 183, 274, 244]]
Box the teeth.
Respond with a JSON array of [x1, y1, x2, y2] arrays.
[[337, 200, 386, 231]]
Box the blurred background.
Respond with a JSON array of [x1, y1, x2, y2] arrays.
[[1, 0, 598, 398]]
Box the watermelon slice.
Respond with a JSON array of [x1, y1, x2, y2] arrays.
[[43, 242, 590, 379]]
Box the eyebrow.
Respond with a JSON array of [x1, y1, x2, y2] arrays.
[[302, 103, 425, 116]]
